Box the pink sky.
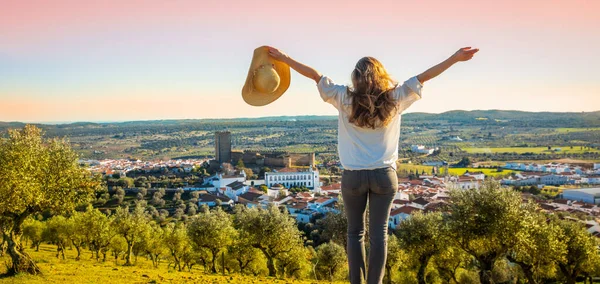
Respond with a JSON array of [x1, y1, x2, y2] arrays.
[[1, 0, 599, 122]]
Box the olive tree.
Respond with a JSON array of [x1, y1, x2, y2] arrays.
[[555, 218, 600, 284], [163, 222, 191, 271], [112, 204, 151, 266], [447, 179, 528, 284], [43, 216, 69, 260], [80, 206, 116, 261], [0, 125, 100, 274], [233, 204, 304, 277], [22, 219, 45, 252], [314, 241, 348, 281], [188, 207, 237, 273], [396, 211, 446, 284], [506, 207, 567, 284]]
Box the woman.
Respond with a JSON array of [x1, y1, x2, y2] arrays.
[[268, 46, 478, 284]]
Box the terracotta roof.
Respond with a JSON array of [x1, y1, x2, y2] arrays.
[[275, 167, 310, 173], [313, 198, 331, 204], [321, 183, 341, 191], [390, 206, 422, 216], [289, 202, 308, 210], [296, 192, 313, 198], [412, 197, 429, 206], [238, 192, 264, 202]]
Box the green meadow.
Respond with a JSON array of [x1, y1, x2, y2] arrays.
[[0, 244, 344, 284], [462, 146, 599, 154]]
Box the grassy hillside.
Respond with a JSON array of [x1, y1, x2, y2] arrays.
[[0, 244, 345, 284]]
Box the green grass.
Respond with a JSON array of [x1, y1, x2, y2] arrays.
[[462, 146, 599, 154], [443, 167, 515, 177], [554, 127, 600, 133], [0, 244, 344, 284], [397, 163, 515, 177]]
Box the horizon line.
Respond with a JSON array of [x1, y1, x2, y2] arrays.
[[2, 109, 598, 125]]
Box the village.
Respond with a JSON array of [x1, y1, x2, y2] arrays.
[[84, 132, 600, 239]]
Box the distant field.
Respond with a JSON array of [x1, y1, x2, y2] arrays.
[[396, 164, 515, 177], [462, 146, 600, 154], [554, 128, 600, 133], [443, 167, 515, 177], [0, 244, 343, 284]]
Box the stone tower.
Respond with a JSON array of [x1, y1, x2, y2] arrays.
[[215, 131, 232, 164]]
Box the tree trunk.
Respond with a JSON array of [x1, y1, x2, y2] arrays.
[[5, 213, 41, 275], [237, 258, 244, 273], [258, 248, 277, 277], [125, 241, 134, 266], [520, 263, 537, 284], [73, 242, 81, 261], [559, 264, 576, 284], [478, 259, 495, 284], [417, 255, 431, 284], [211, 251, 218, 273], [222, 251, 225, 276], [59, 244, 66, 260], [266, 255, 276, 277]]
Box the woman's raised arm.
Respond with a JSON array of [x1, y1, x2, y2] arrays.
[[268, 46, 322, 84], [417, 47, 479, 84]]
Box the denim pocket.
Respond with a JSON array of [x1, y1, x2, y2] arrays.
[[372, 167, 397, 194], [342, 170, 363, 196]]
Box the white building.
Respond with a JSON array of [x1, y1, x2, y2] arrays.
[[211, 171, 246, 188], [562, 188, 600, 204], [197, 194, 234, 207], [463, 171, 485, 180], [411, 145, 437, 155], [218, 181, 249, 201], [267, 184, 289, 198], [388, 206, 422, 230], [449, 176, 481, 189], [265, 167, 320, 190], [200, 171, 247, 192]]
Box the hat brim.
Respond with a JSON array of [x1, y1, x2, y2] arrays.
[[242, 46, 291, 106]]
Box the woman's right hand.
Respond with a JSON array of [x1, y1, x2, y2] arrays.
[[451, 47, 479, 62]]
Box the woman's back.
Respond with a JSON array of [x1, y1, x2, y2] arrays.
[[317, 75, 423, 170]]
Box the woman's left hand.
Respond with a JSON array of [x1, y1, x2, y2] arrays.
[[267, 46, 289, 62]]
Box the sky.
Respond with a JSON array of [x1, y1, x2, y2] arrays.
[[1, 0, 599, 123]]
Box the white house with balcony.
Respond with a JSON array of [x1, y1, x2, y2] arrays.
[[265, 167, 320, 190]]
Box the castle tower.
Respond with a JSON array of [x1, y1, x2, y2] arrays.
[[215, 131, 232, 164]]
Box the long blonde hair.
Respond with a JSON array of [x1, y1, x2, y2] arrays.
[[347, 57, 398, 129]]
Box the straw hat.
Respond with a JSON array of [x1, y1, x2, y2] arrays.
[[242, 46, 291, 106]]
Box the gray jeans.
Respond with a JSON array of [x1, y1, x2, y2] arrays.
[[341, 166, 397, 284]]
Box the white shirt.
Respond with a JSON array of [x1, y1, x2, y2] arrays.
[[317, 75, 423, 171]]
